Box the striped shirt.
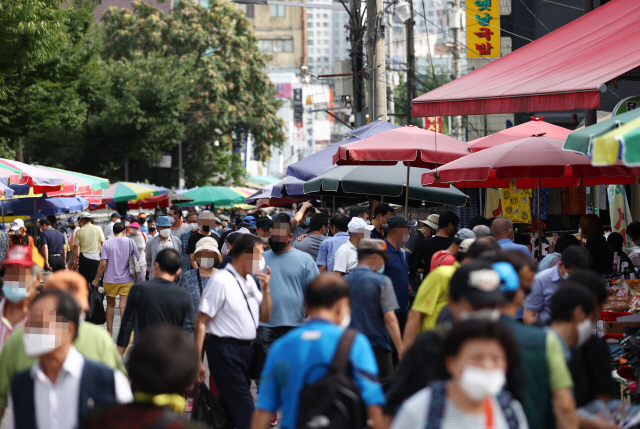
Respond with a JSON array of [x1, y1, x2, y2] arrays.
[[0, 299, 26, 355]]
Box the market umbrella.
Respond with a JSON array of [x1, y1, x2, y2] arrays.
[[563, 108, 640, 156], [469, 118, 571, 152], [2, 197, 88, 217], [34, 166, 109, 197], [591, 116, 640, 166], [176, 186, 245, 207], [98, 182, 168, 203], [333, 126, 471, 216], [421, 136, 640, 256], [247, 176, 280, 186], [287, 120, 400, 181], [0, 159, 66, 193], [304, 162, 469, 208]]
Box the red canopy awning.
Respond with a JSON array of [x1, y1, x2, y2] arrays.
[[412, 0, 640, 117]]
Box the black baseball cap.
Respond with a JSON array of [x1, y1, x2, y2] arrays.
[[450, 260, 519, 308], [256, 217, 274, 229], [386, 215, 417, 229]]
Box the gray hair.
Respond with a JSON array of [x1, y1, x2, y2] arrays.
[[472, 225, 492, 238]]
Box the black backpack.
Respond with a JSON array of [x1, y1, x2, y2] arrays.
[[296, 329, 367, 429]]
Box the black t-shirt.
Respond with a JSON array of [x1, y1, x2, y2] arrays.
[[415, 236, 453, 274], [40, 228, 65, 254], [370, 227, 386, 241], [406, 230, 425, 279], [186, 232, 209, 255], [568, 335, 615, 407]]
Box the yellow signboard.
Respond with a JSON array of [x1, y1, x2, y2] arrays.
[[466, 0, 500, 59]]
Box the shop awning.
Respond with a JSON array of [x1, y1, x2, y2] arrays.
[[412, 0, 640, 117]]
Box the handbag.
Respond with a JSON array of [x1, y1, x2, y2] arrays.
[[86, 285, 106, 325], [128, 238, 141, 278], [191, 382, 233, 429]]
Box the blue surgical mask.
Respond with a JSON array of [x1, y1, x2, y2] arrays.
[[2, 282, 29, 303], [377, 265, 385, 274], [562, 272, 570, 280], [304, 217, 311, 227]]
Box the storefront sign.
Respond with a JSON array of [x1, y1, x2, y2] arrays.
[[423, 116, 443, 133], [612, 96, 640, 116], [466, 0, 500, 59]]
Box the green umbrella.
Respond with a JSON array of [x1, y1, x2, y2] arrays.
[[303, 162, 468, 208], [592, 116, 640, 166], [563, 108, 640, 155], [176, 186, 245, 207]]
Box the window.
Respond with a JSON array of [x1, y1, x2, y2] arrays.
[[324, 48, 329, 54], [308, 39, 314, 45], [323, 13, 328, 18], [270, 5, 285, 17], [324, 31, 329, 36], [258, 39, 273, 52], [308, 31, 314, 36], [308, 22, 314, 28], [323, 22, 329, 27], [238, 4, 254, 18], [324, 39, 329, 45], [308, 13, 313, 18], [308, 48, 314, 54], [275, 39, 293, 52]]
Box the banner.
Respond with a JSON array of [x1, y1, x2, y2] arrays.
[[467, 0, 500, 59], [607, 185, 633, 245], [484, 181, 531, 223]]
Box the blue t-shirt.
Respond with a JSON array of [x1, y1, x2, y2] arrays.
[[384, 239, 410, 313], [256, 319, 385, 429], [497, 238, 532, 258], [316, 232, 349, 272], [40, 228, 65, 255], [262, 248, 320, 327], [524, 265, 563, 324]]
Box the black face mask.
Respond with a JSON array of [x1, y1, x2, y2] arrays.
[[149, 227, 156, 232], [269, 238, 287, 253], [202, 225, 211, 232]]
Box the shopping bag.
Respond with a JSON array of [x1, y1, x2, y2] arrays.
[[86, 285, 106, 325], [191, 382, 232, 429]]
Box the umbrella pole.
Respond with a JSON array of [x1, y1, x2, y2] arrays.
[[33, 199, 37, 237], [1, 200, 4, 230], [332, 196, 336, 215], [537, 179, 542, 261], [405, 162, 411, 218]]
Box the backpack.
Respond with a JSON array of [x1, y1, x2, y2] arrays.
[[296, 329, 367, 429]]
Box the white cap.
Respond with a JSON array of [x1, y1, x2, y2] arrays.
[[420, 214, 439, 230], [79, 211, 92, 219], [11, 219, 24, 231], [348, 217, 368, 233]]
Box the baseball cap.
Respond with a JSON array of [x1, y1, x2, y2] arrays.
[[358, 239, 388, 258], [256, 217, 274, 229], [156, 216, 172, 227], [386, 215, 417, 229], [79, 211, 92, 219], [110, 212, 123, 219], [420, 214, 439, 230], [4, 245, 45, 269], [453, 228, 476, 245], [348, 217, 368, 233], [138, 213, 147, 219], [243, 216, 257, 227], [10, 219, 24, 231], [458, 238, 476, 254], [450, 260, 520, 308], [218, 214, 230, 222], [68, 216, 78, 223]]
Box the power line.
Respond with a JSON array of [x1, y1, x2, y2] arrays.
[[516, 0, 550, 33], [539, 0, 583, 11]]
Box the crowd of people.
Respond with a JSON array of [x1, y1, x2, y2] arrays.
[[0, 201, 633, 429]]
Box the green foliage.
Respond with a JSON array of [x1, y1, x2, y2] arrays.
[[392, 71, 449, 127]]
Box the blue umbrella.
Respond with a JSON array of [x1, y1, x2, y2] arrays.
[[286, 120, 400, 181], [3, 197, 88, 217]]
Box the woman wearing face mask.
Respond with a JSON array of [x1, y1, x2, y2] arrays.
[[391, 319, 528, 429], [145, 216, 182, 279], [8, 219, 34, 248], [178, 237, 222, 319], [578, 214, 613, 274], [126, 222, 147, 283]]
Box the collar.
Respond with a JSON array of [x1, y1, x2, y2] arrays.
[[497, 238, 513, 244], [172, 220, 183, 230], [306, 317, 335, 326], [333, 232, 349, 238], [354, 265, 372, 272], [225, 264, 248, 285], [552, 265, 562, 281], [32, 345, 84, 383], [384, 238, 400, 253]]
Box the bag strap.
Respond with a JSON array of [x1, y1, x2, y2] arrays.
[[330, 329, 358, 373], [196, 269, 203, 295], [231, 274, 258, 329], [425, 381, 447, 429]]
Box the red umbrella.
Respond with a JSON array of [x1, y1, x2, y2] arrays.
[[468, 117, 572, 153], [421, 135, 640, 257], [333, 126, 471, 216]]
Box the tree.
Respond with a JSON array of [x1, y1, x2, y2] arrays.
[[102, 0, 285, 186], [391, 71, 449, 128]]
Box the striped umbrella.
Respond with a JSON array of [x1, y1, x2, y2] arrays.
[[0, 159, 64, 193], [97, 182, 168, 203], [36, 166, 109, 196]]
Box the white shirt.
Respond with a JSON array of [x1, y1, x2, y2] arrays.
[[103, 221, 116, 240], [199, 265, 263, 340], [7, 346, 132, 429], [333, 240, 358, 274]]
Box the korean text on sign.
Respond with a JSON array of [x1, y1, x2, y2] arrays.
[[466, 0, 500, 59]]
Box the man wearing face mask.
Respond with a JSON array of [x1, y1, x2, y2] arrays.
[[195, 234, 272, 429], [145, 216, 182, 279], [523, 245, 591, 325], [168, 205, 189, 237], [316, 214, 350, 273], [370, 203, 394, 241], [71, 212, 105, 288], [117, 249, 194, 355], [549, 285, 595, 361], [252, 274, 386, 429], [333, 217, 370, 275], [103, 212, 122, 240], [344, 239, 402, 378], [179, 211, 200, 273], [0, 271, 127, 421], [292, 213, 329, 260], [0, 246, 44, 353], [414, 211, 460, 277], [7, 289, 133, 429], [258, 220, 320, 359], [255, 217, 273, 251], [291, 202, 316, 241]]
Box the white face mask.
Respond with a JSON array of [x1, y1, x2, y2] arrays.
[[23, 332, 59, 357], [258, 256, 266, 271], [188, 223, 199, 232], [339, 311, 351, 329], [169, 217, 176, 225], [633, 240, 640, 247], [458, 366, 506, 401], [199, 257, 215, 268], [159, 229, 171, 238], [577, 318, 593, 347], [260, 236, 269, 243]]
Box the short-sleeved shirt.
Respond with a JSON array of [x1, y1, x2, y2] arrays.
[[523, 266, 563, 324], [384, 239, 410, 313], [262, 249, 320, 328], [405, 230, 425, 253], [537, 252, 560, 272], [497, 238, 532, 258], [40, 228, 65, 255], [292, 224, 310, 241], [171, 222, 190, 237], [292, 234, 328, 261], [186, 232, 209, 255], [199, 265, 262, 340], [255, 319, 385, 429], [74, 223, 105, 255], [411, 264, 459, 331], [569, 335, 615, 407], [370, 227, 386, 241], [179, 269, 214, 319], [316, 232, 349, 272], [101, 237, 139, 284], [333, 240, 358, 274], [415, 236, 452, 275]]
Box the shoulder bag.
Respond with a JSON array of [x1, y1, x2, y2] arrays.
[[128, 238, 141, 278]]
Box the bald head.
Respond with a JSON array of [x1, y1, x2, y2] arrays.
[[491, 218, 513, 240], [43, 271, 89, 312]]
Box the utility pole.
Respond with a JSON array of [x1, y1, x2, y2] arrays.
[[451, 0, 462, 139], [367, 0, 387, 121], [583, 0, 598, 211], [349, 0, 366, 127], [405, 0, 416, 126]]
